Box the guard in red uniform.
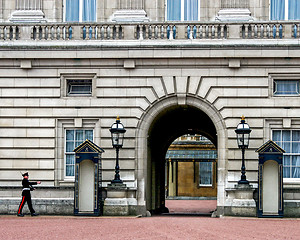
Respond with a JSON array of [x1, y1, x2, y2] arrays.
[[17, 172, 41, 217]]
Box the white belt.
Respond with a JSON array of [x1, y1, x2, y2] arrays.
[[22, 188, 30, 191]]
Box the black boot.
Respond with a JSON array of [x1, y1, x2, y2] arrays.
[[17, 213, 24, 217], [31, 213, 39, 216]]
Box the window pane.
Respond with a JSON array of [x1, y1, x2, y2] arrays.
[[65, 0, 80, 22], [199, 162, 212, 185], [76, 130, 84, 141], [66, 142, 75, 152], [66, 165, 75, 177], [270, 0, 285, 20], [282, 130, 290, 141], [66, 155, 75, 165], [66, 130, 74, 140], [82, 0, 96, 22], [70, 85, 92, 94], [283, 166, 290, 178], [167, 0, 181, 20], [288, 0, 300, 20], [292, 130, 300, 141], [284, 155, 291, 166], [85, 130, 93, 140], [272, 130, 281, 142], [184, 0, 198, 21], [292, 167, 300, 178], [274, 80, 299, 95]]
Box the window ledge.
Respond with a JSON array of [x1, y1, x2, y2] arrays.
[[283, 178, 300, 185]]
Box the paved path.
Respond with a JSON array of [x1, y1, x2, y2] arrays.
[[1, 215, 299, 240], [1, 200, 299, 240]]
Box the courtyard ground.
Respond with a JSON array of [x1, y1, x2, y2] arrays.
[[1, 200, 299, 240]]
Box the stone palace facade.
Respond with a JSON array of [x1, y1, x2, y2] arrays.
[[0, 0, 300, 217]]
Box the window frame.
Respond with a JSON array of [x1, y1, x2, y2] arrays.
[[165, 0, 201, 21], [63, 0, 97, 22], [61, 73, 96, 98], [199, 161, 213, 187], [67, 79, 93, 96], [64, 128, 94, 179], [270, 74, 300, 97], [272, 129, 300, 180], [273, 80, 300, 96]]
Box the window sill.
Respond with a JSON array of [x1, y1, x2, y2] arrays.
[[273, 94, 300, 97], [283, 178, 300, 185]]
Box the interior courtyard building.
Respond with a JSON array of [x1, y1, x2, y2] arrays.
[[0, 0, 300, 217]]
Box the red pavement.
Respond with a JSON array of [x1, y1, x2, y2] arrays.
[[1, 200, 299, 240]]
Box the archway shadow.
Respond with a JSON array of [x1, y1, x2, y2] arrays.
[[148, 105, 218, 214]]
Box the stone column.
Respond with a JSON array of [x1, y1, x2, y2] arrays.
[[10, 0, 46, 23]]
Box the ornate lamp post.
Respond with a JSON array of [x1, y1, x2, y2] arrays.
[[235, 116, 251, 184], [110, 116, 126, 184]]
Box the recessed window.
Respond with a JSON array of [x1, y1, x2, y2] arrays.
[[274, 80, 300, 95], [65, 129, 93, 177], [65, 0, 96, 22], [67, 79, 92, 96], [199, 161, 213, 186], [273, 130, 300, 178], [167, 0, 200, 21]]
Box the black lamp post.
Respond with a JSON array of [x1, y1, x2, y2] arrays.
[[110, 116, 126, 184], [235, 116, 251, 184]]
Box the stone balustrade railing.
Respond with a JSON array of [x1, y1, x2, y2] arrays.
[[0, 21, 300, 41]]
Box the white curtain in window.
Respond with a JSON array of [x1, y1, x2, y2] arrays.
[[275, 80, 299, 95], [270, 0, 285, 20], [184, 0, 198, 21], [288, 0, 300, 20], [66, 0, 80, 22], [273, 130, 300, 178], [292, 131, 300, 178], [167, 0, 181, 20], [83, 0, 96, 22]]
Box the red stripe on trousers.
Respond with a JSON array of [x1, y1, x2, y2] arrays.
[[18, 196, 25, 214]]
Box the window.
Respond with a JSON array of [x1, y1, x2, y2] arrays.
[[167, 0, 199, 21], [67, 79, 92, 96], [65, 129, 93, 177], [199, 162, 213, 186], [65, 0, 96, 22], [270, 0, 300, 20], [274, 80, 300, 95], [273, 130, 300, 178]]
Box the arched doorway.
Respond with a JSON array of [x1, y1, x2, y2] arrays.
[[165, 134, 217, 214], [148, 105, 217, 213], [136, 96, 227, 216]]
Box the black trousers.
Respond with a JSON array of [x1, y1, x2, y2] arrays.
[[18, 191, 35, 214]]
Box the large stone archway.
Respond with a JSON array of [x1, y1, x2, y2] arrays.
[[136, 96, 227, 215]]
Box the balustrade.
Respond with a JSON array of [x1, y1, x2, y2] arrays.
[[82, 24, 123, 40], [0, 21, 298, 41], [241, 23, 284, 39]]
